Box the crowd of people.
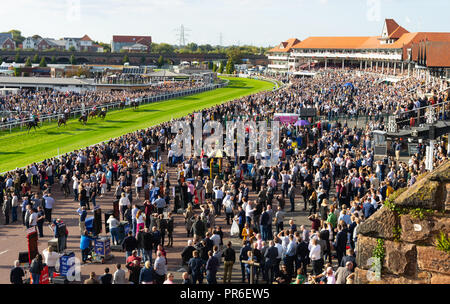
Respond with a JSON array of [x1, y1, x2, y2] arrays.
[[2, 68, 449, 284], [0, 79, 205, 124]]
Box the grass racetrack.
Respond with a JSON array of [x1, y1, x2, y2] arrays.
[[0, 77, 274, 172]]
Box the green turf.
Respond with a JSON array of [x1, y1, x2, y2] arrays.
[[0, 77, 274, 172]]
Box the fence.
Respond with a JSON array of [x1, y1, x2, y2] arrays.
[[0, 81, 228, 133]]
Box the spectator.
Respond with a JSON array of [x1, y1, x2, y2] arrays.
[[84, 272, 100, 284]]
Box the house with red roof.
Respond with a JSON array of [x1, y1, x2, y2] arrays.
[[0, 33, 16, 50], [62, 34, 103, 52], [111, 35, 152, 52]]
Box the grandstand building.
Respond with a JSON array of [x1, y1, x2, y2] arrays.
[[267, 38, 301, 75], [269, 19, 450, 79]]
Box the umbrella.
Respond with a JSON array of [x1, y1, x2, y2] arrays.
[[294, 120, 310, 126], [343, 82, 354, 88]]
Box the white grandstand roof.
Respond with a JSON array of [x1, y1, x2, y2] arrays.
[[0, 76, 90, 86]]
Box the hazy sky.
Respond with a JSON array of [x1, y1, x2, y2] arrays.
[[0, 0, 448, 47]]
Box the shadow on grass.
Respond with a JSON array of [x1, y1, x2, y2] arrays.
[[97, 125, 117, 129], [46, 131, 73, 135], [0, 151, 25, 155], [136, 109, 160, 112], [105, 120, 134, 123], [74, 128, 94, 131]]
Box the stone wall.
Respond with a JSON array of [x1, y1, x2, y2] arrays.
[[355, 161, 450, 284]]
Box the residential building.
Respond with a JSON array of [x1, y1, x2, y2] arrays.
[[0, 33, 16, 50], [111, 35, 152, 52], [21, 34, 104, 52], [23, 37, 40, 50]]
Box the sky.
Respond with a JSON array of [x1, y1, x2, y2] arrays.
[[0, 0, 448, 47]]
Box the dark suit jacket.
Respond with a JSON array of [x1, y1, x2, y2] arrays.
[[334, 230, 348, 253], [264, 246, 278, 265]]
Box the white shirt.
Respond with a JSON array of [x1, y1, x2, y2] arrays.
[[119, 197, 130, 207], [213, 189, 224, 200], [135, 176, 143, 188], [245, 204, 254, 218], [43, 249, 61, 267], [107, 217, 120, 229], [223, 196, 233, 213], [309, 244, 321, 261], [29, 212, 38, 226], [154, 256, 167, 276], [136, 213, 145, 224], [72, 176, 79, 190], [113, 269, 127, 284], [275, 243, 283, 259], [11, 195, 19, 208], [43, 195, 55, 209], [210, 234, 221, 247]]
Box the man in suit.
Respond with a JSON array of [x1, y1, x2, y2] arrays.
[[334, 224, 348, 266], [239, 241, 252, 283], [263, 240, 278, 283], [188, 250, 205, 284], [295, 234, 309, 275]]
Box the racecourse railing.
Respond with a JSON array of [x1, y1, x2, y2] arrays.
[[393, 100, 450, 130], [0, 81, 228, 133]]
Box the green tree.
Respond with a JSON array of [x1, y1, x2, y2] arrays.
[[14, 53, 20, 63], [217, 62, 224, 73], [69, 54, 76, 65], [212, 63, 217, 72], [32, 54, 40, 63], [225, 58, 235, 74], [140, 56, 146, 65], [25, 57, 32, 67], [157, 55, 165, 68], [123, 54, 129, 64], [68, 46, 76, 52], [39, 57, 47, 67], [226, 47, 243, 64], [186, 42, 198, 52], [51, 56, 57, 64], [152, 43, 175, 55], [208, 61, 213, 70]]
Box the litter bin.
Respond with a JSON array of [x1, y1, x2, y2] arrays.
[[118, 221, 129, 243], [94, 236, 112, 261], [113, 199, 120, 218]]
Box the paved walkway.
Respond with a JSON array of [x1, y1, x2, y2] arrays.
[[0, 149, 316, 284]]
